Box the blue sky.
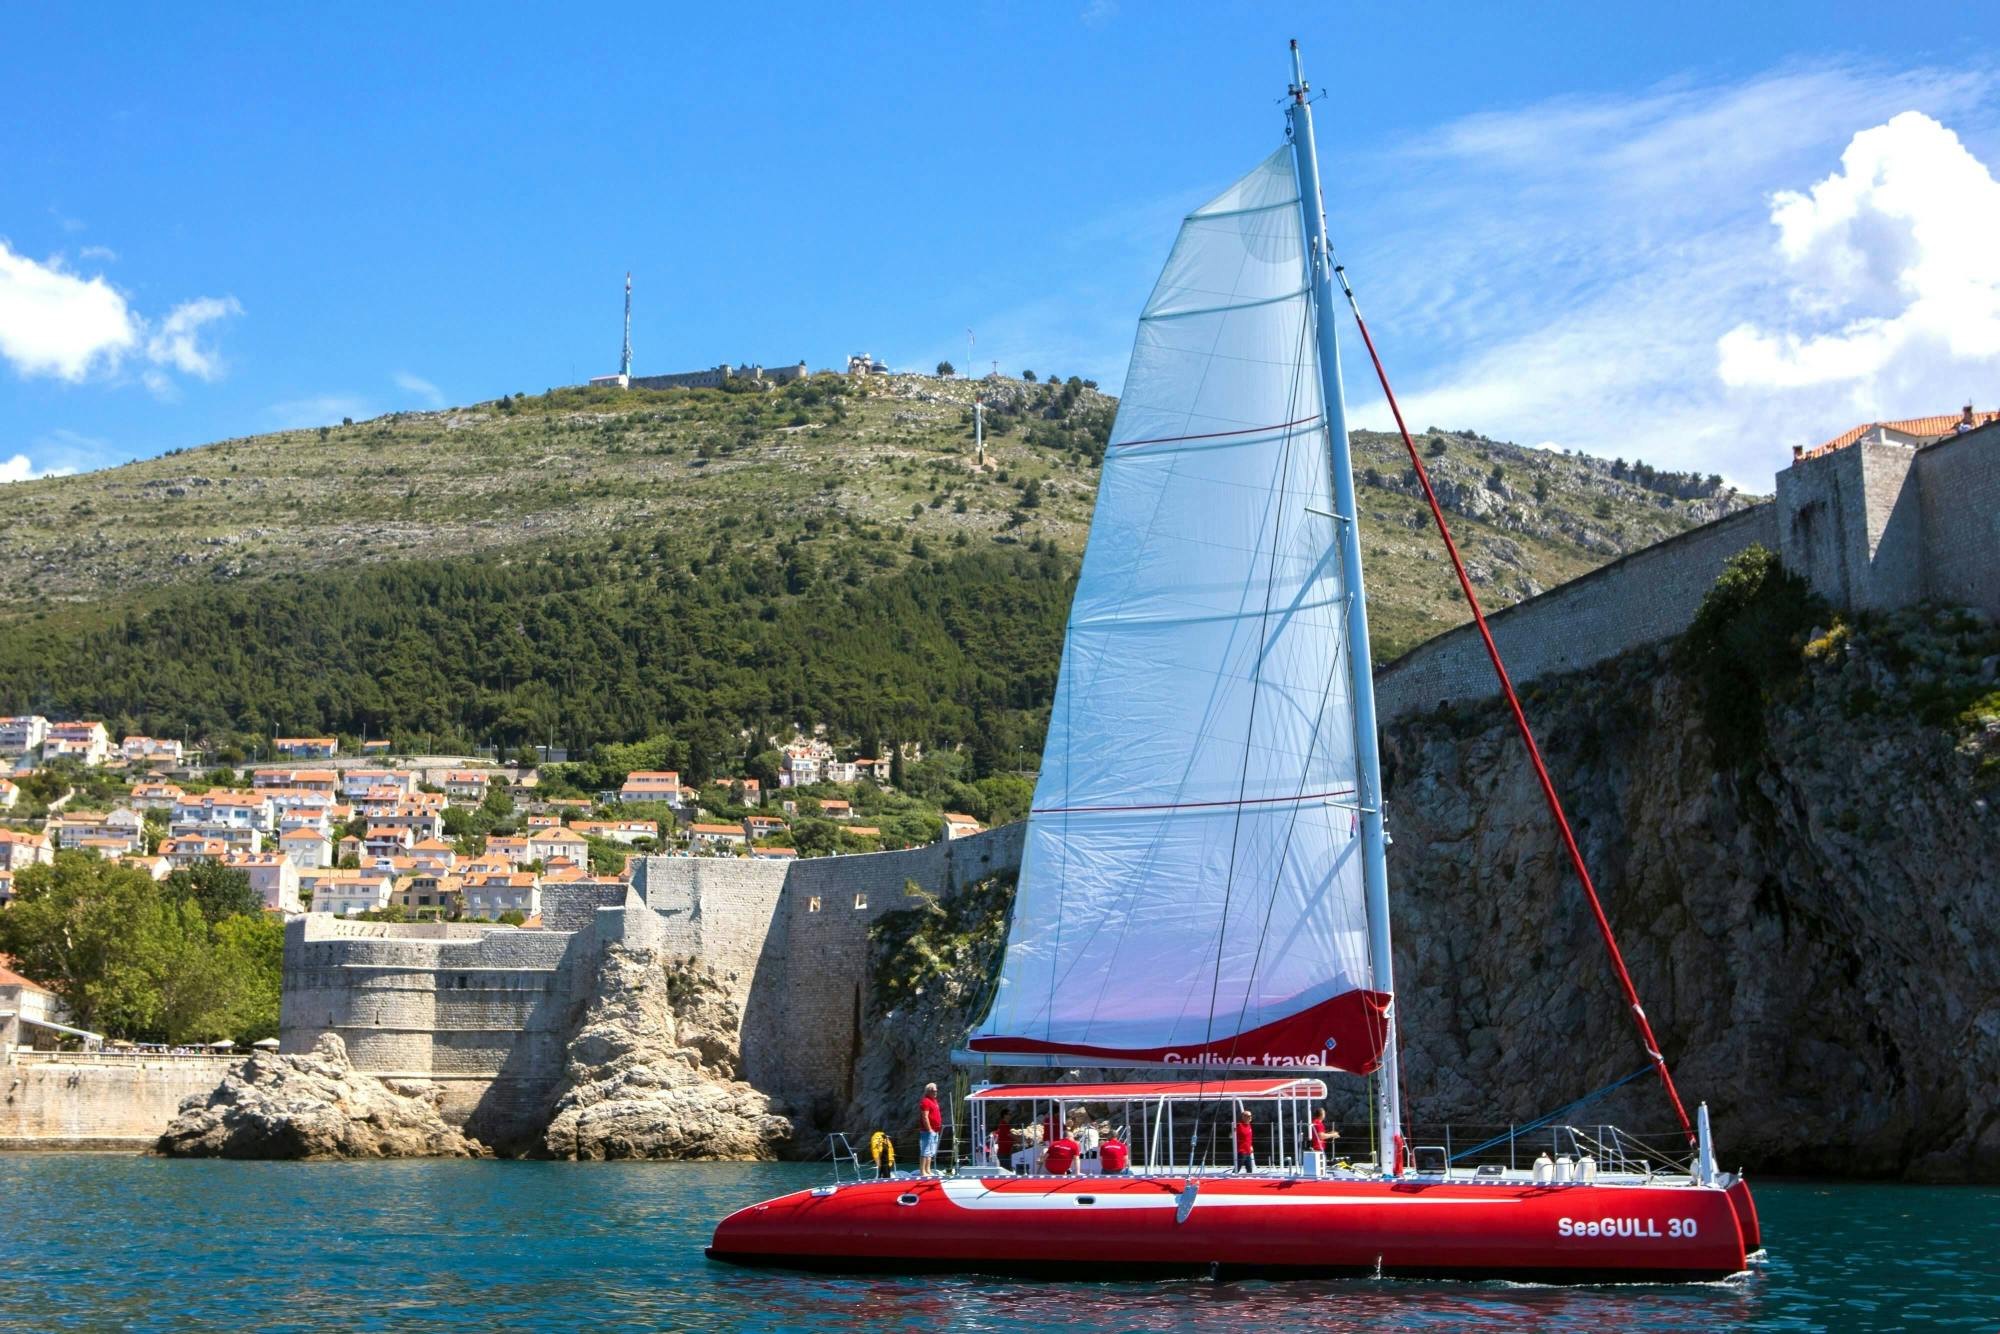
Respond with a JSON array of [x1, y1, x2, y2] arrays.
[[4, 1, 1998, 487]]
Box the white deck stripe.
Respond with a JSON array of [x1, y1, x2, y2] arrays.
[[938, 1180, 1525, 1211]]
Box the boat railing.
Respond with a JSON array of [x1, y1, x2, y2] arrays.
[[825, 1133, 868, 1186], [1551, 1123, 1694, 1179]]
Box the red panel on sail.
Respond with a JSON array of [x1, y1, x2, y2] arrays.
[[968, 988, 1391, 1075]]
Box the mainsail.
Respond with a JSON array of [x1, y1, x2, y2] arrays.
[[968, 148, 1389, 1073]]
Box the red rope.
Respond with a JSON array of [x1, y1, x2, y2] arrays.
[[1338, 278, 1696, 1146]]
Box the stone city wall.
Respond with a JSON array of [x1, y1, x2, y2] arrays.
[[1376, 504, 1778, 720], [1914, 427, 2000, 619], [1, 1056, 242, 1149], [275, 827, 1028, 1137], [280, 914, 578, 1138], [1379, 424, 1999, 720], [634, 824, 1027, 1114]]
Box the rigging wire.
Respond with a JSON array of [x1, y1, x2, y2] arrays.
[[1325, 258, 1697, 1146]]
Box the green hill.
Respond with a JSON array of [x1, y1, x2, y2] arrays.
[[0, 372, 1755, 768]]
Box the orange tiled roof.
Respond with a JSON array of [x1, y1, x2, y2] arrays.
[[0, 952, 55, 995], [1804, 409, 1999, 460]]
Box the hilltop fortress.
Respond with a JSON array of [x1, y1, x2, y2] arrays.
[[274, 410, 1998, 1163]]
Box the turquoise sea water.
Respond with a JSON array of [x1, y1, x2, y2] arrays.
[[0, 1158, 1992, 1332]]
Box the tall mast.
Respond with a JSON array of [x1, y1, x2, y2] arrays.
[[621, 272, 633, 382], [1287, 39, 1404, 1175]]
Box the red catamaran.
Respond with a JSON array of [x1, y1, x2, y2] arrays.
[[710, 41, 1762, 1283]]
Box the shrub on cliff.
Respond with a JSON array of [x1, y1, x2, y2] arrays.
[[1680, 545, 1824, 767], [868, 874, 1014, 1018]]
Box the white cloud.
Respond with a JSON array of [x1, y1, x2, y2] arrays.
[[0, 239, 242, 392], [0, 241, 138, 380], [0, 453, 67, 483], [270, 395, 371, 429], [79, 245, 118, 262], [0, 430, 98, 483], [393, 371, 445, 408], [1080, 0, 1117, 27], [1716, 112, 2000, 392], [144, 295, 243, 380], [1312, 63, 1999, 483]]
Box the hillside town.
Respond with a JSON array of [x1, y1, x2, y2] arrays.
[[0, 719, 986, 925]]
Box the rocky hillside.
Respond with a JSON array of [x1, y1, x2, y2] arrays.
[[841, 573, 2000, 1181]]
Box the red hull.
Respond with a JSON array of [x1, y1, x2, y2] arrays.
[[710, 1175, 1750, 1283]]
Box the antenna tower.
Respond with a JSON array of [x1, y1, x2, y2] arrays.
[[621, 272, 633, 383]]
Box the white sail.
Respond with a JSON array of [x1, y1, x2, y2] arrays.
[[969, 149, 1388, 1072]]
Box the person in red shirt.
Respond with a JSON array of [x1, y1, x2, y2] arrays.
[[918, 1082, 943, 1178], [994, 1112, 1016, 1168], [1234, 1108, 1256, 1173], [1310, 1108, 1331, 1155]]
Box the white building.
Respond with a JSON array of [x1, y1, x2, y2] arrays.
[[443, 771, 491, 804], [0, 716, 49, 755], [224, 852, 301, 913], [305, 870, 394, 916], [119, 736, 184, 763], [0, 828, 53, 871], [463, 872, 540, 920], [278, 827, 332, 870], [171, 791, 275, 836], [43, 721, 111, 766]]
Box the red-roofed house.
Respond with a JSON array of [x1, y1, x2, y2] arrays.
[[571, 819, 658, 846], [279, 827, 332, 870], [688, 822, 747, 851], [528, 827, 588, 866], [43, 721, 111, 766], [163, 836, 228, 869], [119, 736, 184, 763], [942, 812, 984, 840], [1798, 404, 1998, 461], [486, 834, 533, 868], [274, 736, 339, 758], [0, 828, 54, 871], [619, 770, 686, 806], [742, 814, 788, 841], [2, 953, 70, 1054], [444, 771, 492, 804]]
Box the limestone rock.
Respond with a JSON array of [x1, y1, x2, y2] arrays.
[[544, 945, 791, 1160], [1374, 611, 2000, 1182], [156, 1033, 483, 1159]]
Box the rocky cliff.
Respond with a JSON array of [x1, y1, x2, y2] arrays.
[[542, 943, 793, 1161], [839, 585, 1999, 1181], [848, 875, 1012, 1138], [1381, 590, 1999, 1182], [156, 1034, 483, 1159]]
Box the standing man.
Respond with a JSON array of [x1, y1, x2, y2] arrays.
[[1234, 1108, 1256, 1173], [919, 1081, 943, 1178]]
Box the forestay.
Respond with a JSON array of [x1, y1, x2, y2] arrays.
[[967, 149, 1388, 1073]]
